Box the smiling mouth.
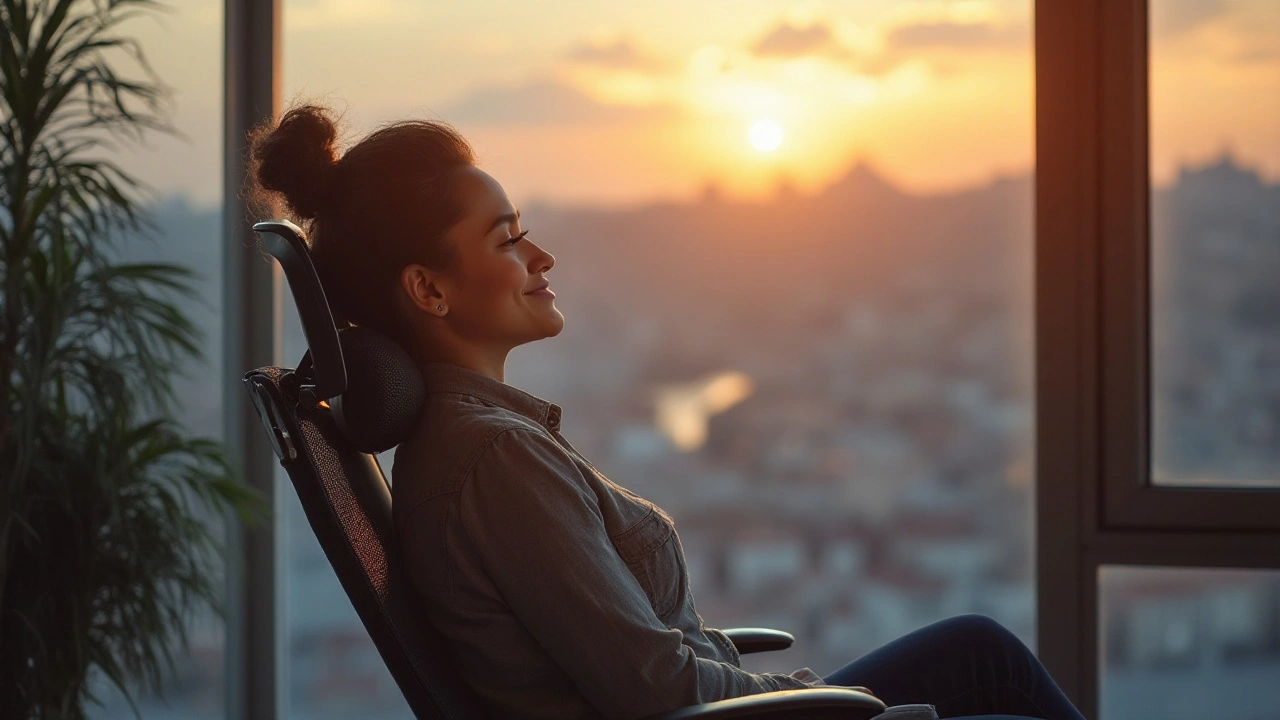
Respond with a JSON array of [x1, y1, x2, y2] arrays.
[[525, 281, 552, 296]]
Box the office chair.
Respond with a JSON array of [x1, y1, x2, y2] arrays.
[[242, 220, 998, 719]]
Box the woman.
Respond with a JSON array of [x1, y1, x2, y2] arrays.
[[249, 105, 1086, 720]]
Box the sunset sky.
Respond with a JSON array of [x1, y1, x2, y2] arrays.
[[120, 0, 1277, 208]]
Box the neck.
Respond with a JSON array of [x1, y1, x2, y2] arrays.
[[412, 338, 510, 383]]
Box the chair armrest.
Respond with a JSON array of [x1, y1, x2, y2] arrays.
[[640, 687, 886, 720], [720, 628, 795, 655]]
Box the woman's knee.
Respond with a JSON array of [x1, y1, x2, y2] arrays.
[[933, 614, 1024, 651]]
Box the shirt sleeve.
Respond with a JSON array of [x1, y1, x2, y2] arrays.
[[457, 427, 815, 719]]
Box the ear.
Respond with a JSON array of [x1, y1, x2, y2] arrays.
[[401, 263, 447, 315]]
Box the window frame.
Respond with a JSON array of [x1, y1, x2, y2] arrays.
[[223, 1, 283, 719], [1036, 0, 1280, 715]]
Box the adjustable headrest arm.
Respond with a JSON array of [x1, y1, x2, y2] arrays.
[[252, 220, 348, 407]]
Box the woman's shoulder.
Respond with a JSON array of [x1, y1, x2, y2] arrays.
[[426, 390, 549, 440], [393, 393, 551, 493]]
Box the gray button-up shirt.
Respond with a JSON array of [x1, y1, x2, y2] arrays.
[[392, 363, 815, 719]]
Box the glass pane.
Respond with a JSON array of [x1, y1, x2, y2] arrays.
[[281, 0, 1034, 707], [1150, 0, 1280, 487], [1099, 566, 1280, 720], [85, 0, 226, 717]]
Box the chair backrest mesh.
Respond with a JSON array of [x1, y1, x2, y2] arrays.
[[246, 366, 486, 719]]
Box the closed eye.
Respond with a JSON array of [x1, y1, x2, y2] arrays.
[[503, 229, 530, 247]]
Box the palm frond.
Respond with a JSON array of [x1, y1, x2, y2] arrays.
[[0, 1, 269, 716]]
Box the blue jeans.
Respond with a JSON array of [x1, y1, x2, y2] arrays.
[[822, 615, 1087, 720]]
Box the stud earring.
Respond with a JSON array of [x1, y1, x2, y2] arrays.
[[436, 304, 445, 312]]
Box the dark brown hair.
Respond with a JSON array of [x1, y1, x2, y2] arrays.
[[248, 104, 475, 346]]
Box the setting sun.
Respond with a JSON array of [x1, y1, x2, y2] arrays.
[[748, 118, 784, 153]]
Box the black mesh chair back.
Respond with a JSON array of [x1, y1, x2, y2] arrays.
[[243, 220, 486, 719]]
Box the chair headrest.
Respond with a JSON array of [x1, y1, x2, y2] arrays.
[[330, 326, 425, 454], [253, 220, 425, 454]]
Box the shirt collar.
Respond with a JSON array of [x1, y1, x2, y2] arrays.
[[419, 362, 562, 432]]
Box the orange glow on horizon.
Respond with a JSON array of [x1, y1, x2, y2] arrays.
[[117, 0, 1277, 208]]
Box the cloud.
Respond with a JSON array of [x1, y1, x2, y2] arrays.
[[883, 20, 1026, 50], [439, 79, 667, 127], [566, 38, 663, 70], [1151, 0, 1227, 36], [1233, 46, 1280, 65], [287, 0, 423, 29], [751, 22, 841, 58]]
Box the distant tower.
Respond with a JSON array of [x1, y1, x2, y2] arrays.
[[1213, 140, 1236, 169], [699, 181, 723, 205]]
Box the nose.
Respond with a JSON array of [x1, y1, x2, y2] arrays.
[[526, 239, 554, 274]]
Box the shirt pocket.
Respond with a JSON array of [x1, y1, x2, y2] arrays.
[[609, 506, 685, 620]]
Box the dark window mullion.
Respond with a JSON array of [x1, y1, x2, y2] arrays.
[[1097, 0, 1151, 524], [1035, 0, 1103, 712]]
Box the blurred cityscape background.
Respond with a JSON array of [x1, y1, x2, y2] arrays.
[[83, 0, 1277, 718]]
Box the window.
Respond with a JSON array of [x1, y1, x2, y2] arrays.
[[216, 1, 1280, 715], [1148, 0, 1280, 489], [1100, 567, 1280, 720]]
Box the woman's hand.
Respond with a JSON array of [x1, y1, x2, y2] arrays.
[[787, 667, 827, 685], [788, 667, 878, 700]]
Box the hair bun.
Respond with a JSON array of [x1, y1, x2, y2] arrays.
[[250, 105, 340, 220]]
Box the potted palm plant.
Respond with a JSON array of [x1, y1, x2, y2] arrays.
[[0, 1, 266, 717]]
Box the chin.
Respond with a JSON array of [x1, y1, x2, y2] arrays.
[[514, 311, 565, 344], [541, 311, 566, 339]]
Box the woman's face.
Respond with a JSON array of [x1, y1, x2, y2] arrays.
[[427, 165, 564, 349]]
